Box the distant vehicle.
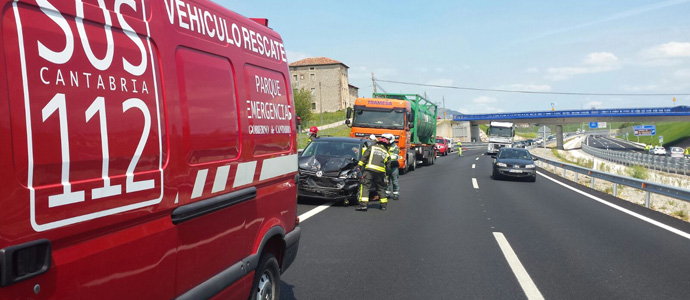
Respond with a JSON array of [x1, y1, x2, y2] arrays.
[[445, 138, 456, 153], [436, 137, 450, 156], [512, 141, 525, 148], [670, 147, 684, 158], [298, 137, 373, 205], [651, 146, 667, 155], [487, 121, 515, 154], [491, 148, 538, 182], [524, 139, 535, 146]]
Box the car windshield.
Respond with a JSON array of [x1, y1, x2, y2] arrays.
[[436, 139, 445, 143], [498, 149, 532, 160], [352, 109, 405, 129], [302, 141, 362, 159]]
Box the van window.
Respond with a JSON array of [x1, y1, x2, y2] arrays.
[[244, 65, 293, 155], [176, 48, 239, 164]]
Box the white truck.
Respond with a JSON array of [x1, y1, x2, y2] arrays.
[[486, 121, 515, 154]]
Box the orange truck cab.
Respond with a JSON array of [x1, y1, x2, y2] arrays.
[[0, 1, 299, 299]]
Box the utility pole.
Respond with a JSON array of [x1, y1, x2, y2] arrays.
[[443, 96, 446, 119], [372, 73, 377, 94], [319, 81, 323, 126]]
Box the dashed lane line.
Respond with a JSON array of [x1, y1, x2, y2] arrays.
[[493, 232, 545, 300], [472, 178, 479, 189], [299, 203, 335, 222], [537, 171, 690, 240], [472, 164, 476, 169], [476, 157, 480, 161]]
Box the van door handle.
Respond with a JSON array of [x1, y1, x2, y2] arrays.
[[0, 239, 52, 287]]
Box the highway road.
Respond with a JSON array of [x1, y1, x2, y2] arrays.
[[586, 135, 644, 153], [283, 149, 690, 299]]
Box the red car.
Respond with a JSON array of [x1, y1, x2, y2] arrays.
[[0, 1, 299, 299], [436, 137, 450, 156]]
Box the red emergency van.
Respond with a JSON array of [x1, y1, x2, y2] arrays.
[[0, 1, 299, 299]]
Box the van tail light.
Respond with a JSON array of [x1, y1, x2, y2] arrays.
[[0, 239, 52, 287], [250, 18, 269, 27]]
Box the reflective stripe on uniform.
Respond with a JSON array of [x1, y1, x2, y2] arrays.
[[366, 165, 386, 172], [380, 197, 388, 204]]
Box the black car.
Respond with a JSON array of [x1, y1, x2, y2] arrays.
[[491, 148, 538, 182], [298, 137, 373, 205]]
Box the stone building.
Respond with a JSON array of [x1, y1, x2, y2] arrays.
[[289, 57, 358, 113]]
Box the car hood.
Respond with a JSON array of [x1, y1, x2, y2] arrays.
[[299, 155, 358, 174], [495, 158, 534, 166]]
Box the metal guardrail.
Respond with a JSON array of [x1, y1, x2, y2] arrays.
[[461, 142, 488, 149], [581, 143, 690, 175], [533, 155, 690, 207]]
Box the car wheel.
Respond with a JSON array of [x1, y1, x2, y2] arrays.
[[491, 170, 499, 180], [249, 253, 280, 300], [529, 175, 536, 182]]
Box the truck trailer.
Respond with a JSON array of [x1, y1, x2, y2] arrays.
[[347, 93, 437, 173]]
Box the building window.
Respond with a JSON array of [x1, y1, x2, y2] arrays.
[[310, 88, 315, 95], [310, 73, 315, 80], [309, 67, 315, 71], [300, 75, 304, 80], [293, 74, 297, 81], [312, 102, 316, 110]]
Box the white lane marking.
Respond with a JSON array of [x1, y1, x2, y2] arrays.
[[472, 178, 479, 189], [212, 165, 231, 193], [234, 161, 257, 188], [260, 154, 298, 180], [537, 171, 690, 240], [299, 203, 334, 222], [472, 164, 476, 169], [191, 169, 208, 199], [476, 157, 480, 161], [494, 232, 545, 300]]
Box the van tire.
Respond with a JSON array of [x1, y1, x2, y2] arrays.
[[249, 253, 280, 300]]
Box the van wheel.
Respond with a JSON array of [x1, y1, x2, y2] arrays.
[[249, 253, 280, 300]]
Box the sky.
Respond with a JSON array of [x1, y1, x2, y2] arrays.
[[220, 0, 690, 115]]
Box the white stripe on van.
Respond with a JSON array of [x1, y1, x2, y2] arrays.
[[191, 169, 208, 199], [259, 155, 298, 181], [212, 165, 231, 193], [233, 161, 257, 188]]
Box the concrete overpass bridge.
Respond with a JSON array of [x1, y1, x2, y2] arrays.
[[451, 106, 690, 149]]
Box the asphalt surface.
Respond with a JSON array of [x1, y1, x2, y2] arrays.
[[585, 135, 644, 153], [284, 149, 690, 299]]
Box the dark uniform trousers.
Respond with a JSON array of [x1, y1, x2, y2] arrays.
[[360, 170, 388, 203]]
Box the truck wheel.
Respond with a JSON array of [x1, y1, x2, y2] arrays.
[[249, 253, 280, 300], [410, 159, 416, 171]]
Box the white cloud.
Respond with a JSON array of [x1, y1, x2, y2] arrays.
[[285, 51, 311, 63], [643, 42, 690, 58], [472, 96, 498, 104], [525, 67, 540, 73], [502, 84, 552, 92], [435, 67, 445, 73], [584, 52, 618, 65], [546, 52, 619, 81]]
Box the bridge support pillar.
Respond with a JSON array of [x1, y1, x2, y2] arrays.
[[470, 124, 480, 142], [556, 125, 564, 150]]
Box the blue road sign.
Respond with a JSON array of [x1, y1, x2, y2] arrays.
[[633, 125, 656, 136], [589, 122, 598, 129]]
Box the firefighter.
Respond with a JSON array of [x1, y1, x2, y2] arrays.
[[383, 133, 400, 200], [308, 126, 319, 142], [457, 140, 463, 157], [685, 147, 690, 158], [644, 144, 650, 153], [356, 136, 391, 211]]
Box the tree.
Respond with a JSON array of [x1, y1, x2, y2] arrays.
[[294, 88, 313, 127]]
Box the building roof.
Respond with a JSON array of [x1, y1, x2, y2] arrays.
[[289, 57, 348, 68], [348, 84, 359, 89]]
